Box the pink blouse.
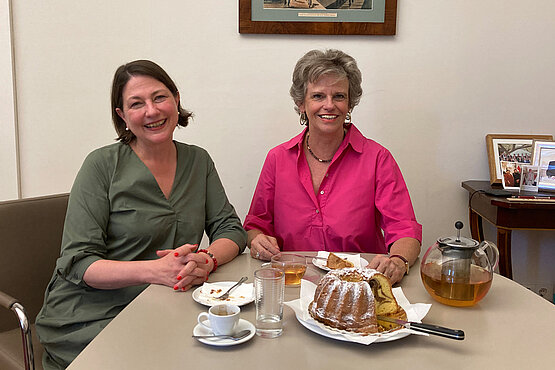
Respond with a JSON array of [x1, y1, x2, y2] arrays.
[[244, 125, 422, 253]]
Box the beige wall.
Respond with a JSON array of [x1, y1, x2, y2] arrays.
[[2, 1, 554, 296]]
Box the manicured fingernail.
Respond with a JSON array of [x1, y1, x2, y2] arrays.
[[206, 275, 209, 281], [205, 259, 209, 264], [177, 275, 182, 281], [174, 252, 179, 257], [193, 244, 199, 247], [173, 285, 178, 290], [181, 287, 186, 291]]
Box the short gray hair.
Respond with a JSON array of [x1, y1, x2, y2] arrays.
[[289, 49, 363, 114]]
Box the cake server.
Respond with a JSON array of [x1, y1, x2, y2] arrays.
[[377, 316, 465, 340]]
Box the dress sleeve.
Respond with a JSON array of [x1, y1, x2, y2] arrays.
[[243, 152, 276, 236], [204, 156, 247, 253], [54, 150, 111, 287], [374, 149, 422, 247]]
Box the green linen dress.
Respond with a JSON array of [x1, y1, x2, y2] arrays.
[[35, 141, 246, 369]]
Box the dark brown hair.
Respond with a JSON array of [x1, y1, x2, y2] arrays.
[[111, 60, 193, 144]]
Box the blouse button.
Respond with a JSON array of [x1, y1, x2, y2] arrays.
[[320, 190, 324, 195], [315, 209, 320, 214]]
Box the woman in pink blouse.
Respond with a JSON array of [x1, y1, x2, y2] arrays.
[[244, 49, 422, 284]]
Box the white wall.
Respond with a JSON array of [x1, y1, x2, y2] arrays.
[[0, 0, 18, 199], [4, 1, 554, 296]]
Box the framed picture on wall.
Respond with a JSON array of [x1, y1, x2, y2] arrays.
[[239, 0, 397, 35], [486, 134, 553, 185]]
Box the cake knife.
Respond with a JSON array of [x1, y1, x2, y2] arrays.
[[377, 316, 465, 340]]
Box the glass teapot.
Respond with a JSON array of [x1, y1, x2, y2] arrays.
[[420, 221, 499, 307]]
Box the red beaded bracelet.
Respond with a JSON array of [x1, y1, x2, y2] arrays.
[[197, 249, 218, 273]]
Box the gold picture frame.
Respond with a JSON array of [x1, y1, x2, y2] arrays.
[[486, 134, 553, 185]]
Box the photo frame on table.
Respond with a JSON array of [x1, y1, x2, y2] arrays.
[[500, 161, 521, 190], [531, 140, 555, 167], [486, 134, 553, 186], [239, 0, 398, 35], [519, 165, 539, 192], [537, 146, 555, 193]]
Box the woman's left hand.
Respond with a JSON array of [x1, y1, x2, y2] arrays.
[[368, 254, 406, 285]]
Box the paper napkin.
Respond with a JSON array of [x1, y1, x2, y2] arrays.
[[198, 282, 254, 305]]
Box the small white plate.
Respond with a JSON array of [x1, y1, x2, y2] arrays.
[[312, 253, 369, 271], [192, 282, 254, 307], [193, 319, 255, 346]]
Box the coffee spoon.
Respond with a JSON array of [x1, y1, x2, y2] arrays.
[[192, 329, 251, 341]]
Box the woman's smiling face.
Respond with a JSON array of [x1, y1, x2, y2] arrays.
[[116, 75, 180, 148], [299, 74, 350, 136]]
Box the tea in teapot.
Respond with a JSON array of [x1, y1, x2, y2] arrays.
[[421, 221, 499, 307]]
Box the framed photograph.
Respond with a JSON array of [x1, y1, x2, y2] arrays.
[[531, 140, 555, 167], [519, 165, 539, 192], [500, 161, 521, 190], [537, 146, 555, 192], [239, 0, 398, 35], [486, 134, 553, 185]]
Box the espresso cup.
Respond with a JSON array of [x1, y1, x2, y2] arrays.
[[197, 304, 240, 335]]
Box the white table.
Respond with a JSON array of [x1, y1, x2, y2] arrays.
[[68, 253, 554, 370]]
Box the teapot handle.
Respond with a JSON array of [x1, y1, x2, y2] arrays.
[[478, 241, 499, 270]]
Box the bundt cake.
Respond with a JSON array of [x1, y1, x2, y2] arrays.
[[308, 268, 406, 334], [326, 252, 354, 269]]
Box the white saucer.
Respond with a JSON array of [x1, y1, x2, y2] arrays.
[[192, 282, 254, 307], [193, 319, 255, 346]]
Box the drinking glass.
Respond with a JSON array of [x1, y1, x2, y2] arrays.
[[270, 253, 307, 286], [254, 267, 284, 338]]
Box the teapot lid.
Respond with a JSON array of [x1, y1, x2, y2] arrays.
[[437, 236, 479, 249], [437, 221, 479, 249]]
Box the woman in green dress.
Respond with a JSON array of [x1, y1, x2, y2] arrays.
[[35, 60, 247, 369]]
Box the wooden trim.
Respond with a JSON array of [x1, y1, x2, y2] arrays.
[[239, 0, 397, 35]]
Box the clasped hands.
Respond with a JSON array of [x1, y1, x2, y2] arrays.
[[156, 244, 212, 292], [250, 233, 407, 284]]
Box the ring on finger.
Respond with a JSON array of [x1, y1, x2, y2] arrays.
[[255, 251, 260, 259]]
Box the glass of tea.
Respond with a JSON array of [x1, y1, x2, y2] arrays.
[[270, 253, 307, 287]]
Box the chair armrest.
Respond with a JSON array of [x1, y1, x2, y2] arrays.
[[0, 291, 18, 310], [0, 290, 35, 369]]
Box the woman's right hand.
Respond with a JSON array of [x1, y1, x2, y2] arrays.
[[249, 232, 280, 261], [154, 244, 206, 290]]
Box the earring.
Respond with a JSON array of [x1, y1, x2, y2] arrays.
[[125, 127, 129, 131], [344, 111, 352, 127], [299, 112, 308, 126]]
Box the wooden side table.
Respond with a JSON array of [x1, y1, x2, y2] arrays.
[[462, 181, 555, 279]]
